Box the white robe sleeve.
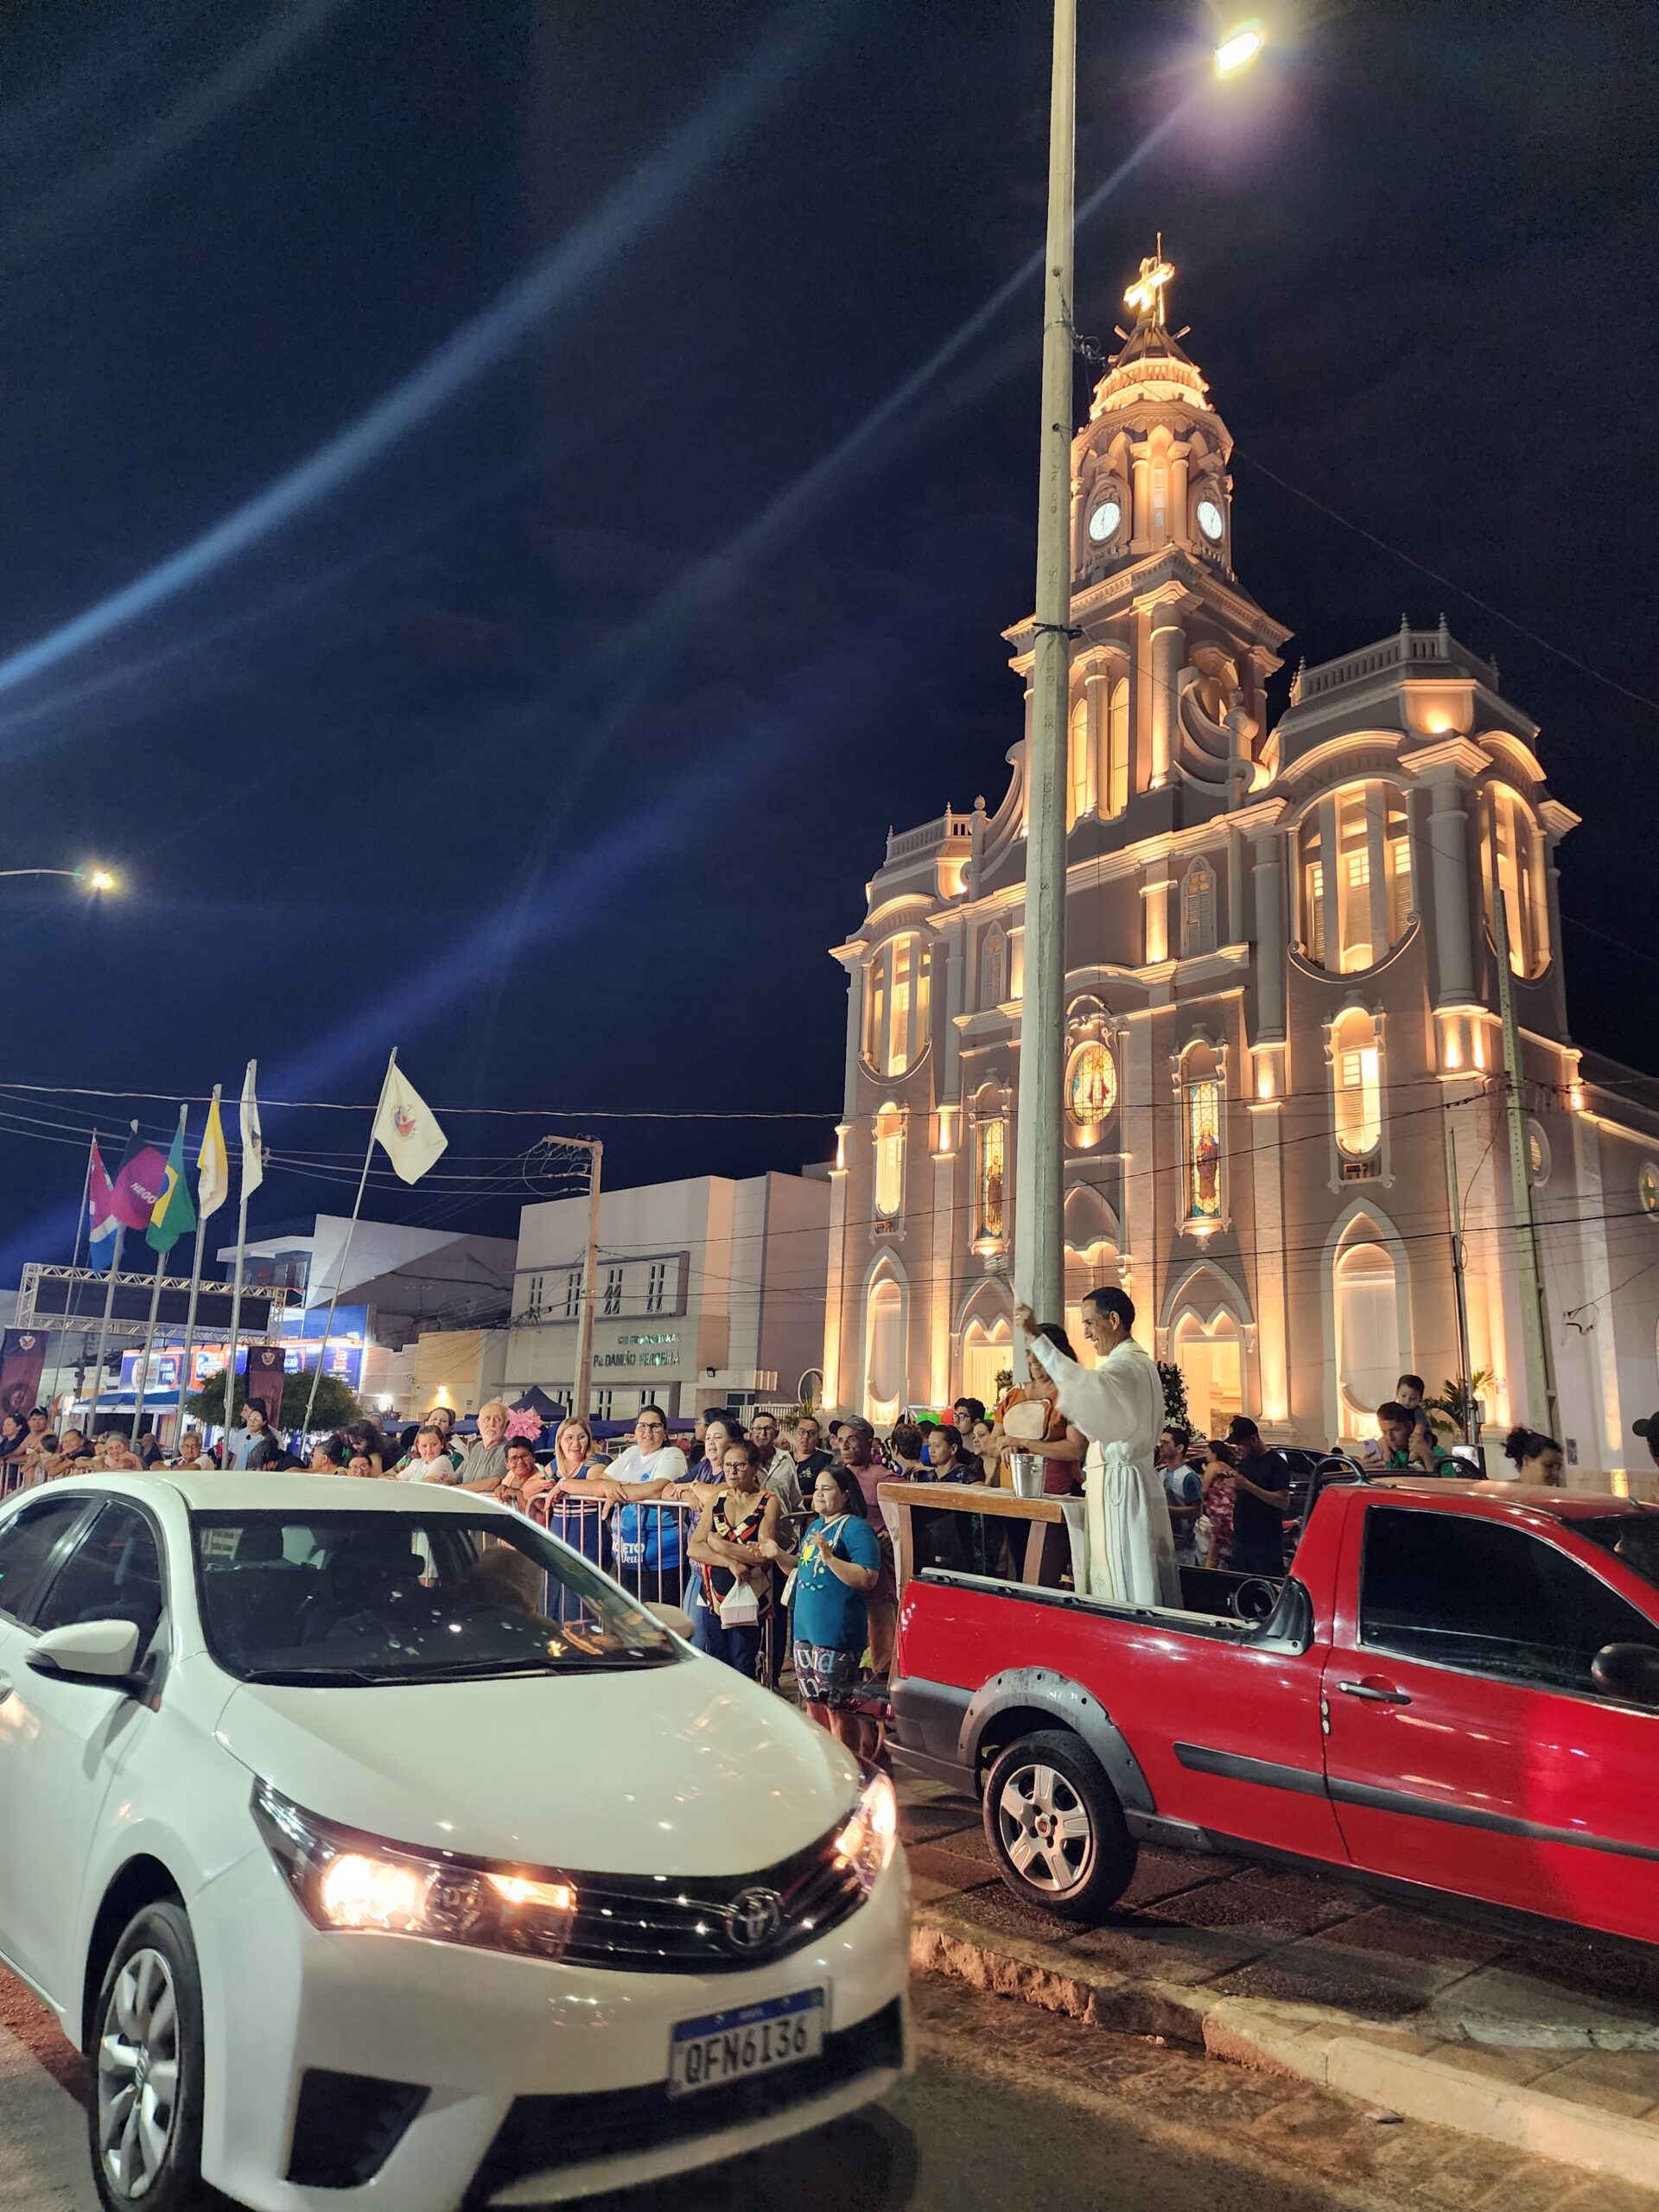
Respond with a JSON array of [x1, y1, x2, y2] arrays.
[[1028, 1332, 1144, 1448]]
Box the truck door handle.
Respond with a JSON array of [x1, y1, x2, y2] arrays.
[[1337, 1677, 1411, 1706]]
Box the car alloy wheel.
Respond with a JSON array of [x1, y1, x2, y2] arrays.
[[994, 1759, 1096, 1895], [98, 1947, 181, 2198]]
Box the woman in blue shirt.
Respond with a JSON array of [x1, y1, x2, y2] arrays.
[[762, 1464, 881, 1760]]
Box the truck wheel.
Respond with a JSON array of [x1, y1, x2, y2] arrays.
[[982, 1729, 1137, 1922], [88, 1901, 215, 2212]]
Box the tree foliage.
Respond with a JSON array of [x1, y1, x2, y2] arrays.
[[185, 1370, 362, 1433], [1158, 1361, 1190, 1433]]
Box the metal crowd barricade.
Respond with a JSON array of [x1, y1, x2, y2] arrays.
[[524, 1487, 812, 1691]]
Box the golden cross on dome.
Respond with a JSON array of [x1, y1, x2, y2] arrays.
[[1124, 235, 1174, 327]]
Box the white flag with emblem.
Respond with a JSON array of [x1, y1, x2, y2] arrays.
[[372, 1058, 448, 1185]]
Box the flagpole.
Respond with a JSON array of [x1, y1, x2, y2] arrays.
[[222, 1062, 257, 1446], [57, 1133, 95, 1414], [174, 1084, 219, 1449], [130, 1103, 188, 1443], [302, 1052, 390, 1436], [86, 1119, 137, 1440]]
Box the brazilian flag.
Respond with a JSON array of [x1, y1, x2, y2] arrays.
[[146, 1121, 198, 1255]]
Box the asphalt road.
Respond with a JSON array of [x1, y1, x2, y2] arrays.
[[0, 1967, 1634, 2211]]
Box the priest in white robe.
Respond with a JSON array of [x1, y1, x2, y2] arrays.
[[1014, 1289, 1181, 1609]]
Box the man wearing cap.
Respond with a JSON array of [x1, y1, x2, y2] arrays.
[[1014, 1289, 1179, 1608], [1224, 1416, 1293, 1576]]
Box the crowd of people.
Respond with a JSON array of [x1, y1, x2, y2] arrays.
[[0, 1340, 1570, 1750]]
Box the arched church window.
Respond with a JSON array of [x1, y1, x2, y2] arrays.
[[1179, 1045, 1224, 1230], [1296, 783, 1415, 975], [1180, 858, 1217, 957], [1332, 1007, 1382, 1158], [1105, 677, 1129, 817], [874, 1103, 905, 1219], [1482, 788, 1549, 979], [863, 934, 931, 1076], [973, 1113, 1007, 1243], [982, 927, 1007, 1010], [866, 1273, 905, 1415], [1067, 694, 1091, 827], [1334, 1232, 1401, 1429]]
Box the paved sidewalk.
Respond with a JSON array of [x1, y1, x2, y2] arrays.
[[901, 1777, 1659, 2193]]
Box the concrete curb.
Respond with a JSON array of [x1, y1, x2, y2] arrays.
[[912, 1907, 1659, 2191]]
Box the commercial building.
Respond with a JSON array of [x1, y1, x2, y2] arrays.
[[506, 1173, 830, 1421], [822, 249, 1659, 1470]]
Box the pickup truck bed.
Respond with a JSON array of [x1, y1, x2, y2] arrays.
[[885, 1476, 1659, 1950]]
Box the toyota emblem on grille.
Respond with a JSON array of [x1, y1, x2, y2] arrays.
[[723, 1886, 784, 1953]]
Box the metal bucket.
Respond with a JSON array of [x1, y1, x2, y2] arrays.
[[1008, 1452, 1045, 1500]]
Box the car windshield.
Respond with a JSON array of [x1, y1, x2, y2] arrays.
[[191, 1510, 679, 1685], [1578, 1513, 1659, 1597]]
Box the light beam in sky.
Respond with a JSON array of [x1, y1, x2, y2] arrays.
[[0, 3, 835, 712]]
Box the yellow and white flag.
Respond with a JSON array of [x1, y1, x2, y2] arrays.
[[239, 1060, 264, 1198], [197, 1090, 229, 1219], [372, 1058, 448, 1185]]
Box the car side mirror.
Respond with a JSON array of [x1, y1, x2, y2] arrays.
[[27, 1618, 143, 1689], [645, 1602, 696, 1642], [1591, 1641, 1659, 1707]]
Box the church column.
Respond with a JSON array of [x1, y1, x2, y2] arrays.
[[822, 1128, 851, 1413], [1571, 1115, 1624, 1471], [1084, 666, 1108, 819], [1424, 769, 1475, 1005], [1170, 446, 1191, 543], [1149, 603, 1183, 789], [931, 925, 966, 1405], [1132, 606, 1154, 795], [1316, 796, 1339, 972], [1366, 784, 1389, 964], [1251, 828, 1287, 1041], [1249, 1096, 1289, 1430]]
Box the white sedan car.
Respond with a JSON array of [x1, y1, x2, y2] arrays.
[[0, 1471, 909, 2212]]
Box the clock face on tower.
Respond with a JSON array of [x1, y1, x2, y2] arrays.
[[1196, 497, 1226, 543], [1088, 498, 1122, 543]]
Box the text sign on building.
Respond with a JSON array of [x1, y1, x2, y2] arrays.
[[596, 1332, 681, 1370]]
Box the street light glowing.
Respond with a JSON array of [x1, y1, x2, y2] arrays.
[[75, 864, 118, 893], [1216, 23, 1264, 74]]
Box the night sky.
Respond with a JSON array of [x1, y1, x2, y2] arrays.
[[0, 0, 1653, 1278]]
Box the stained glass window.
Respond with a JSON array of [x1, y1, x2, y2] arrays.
[[975, 1117, 1007, 1242], [1185, 1078, 1222, 1223], [1067, 1042, 1117, 1128]]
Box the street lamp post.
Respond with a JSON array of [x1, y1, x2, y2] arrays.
[[0, 865, 119, 892], [1013, 15, 1264, 1352], [1012, 0, 1077, 1356]]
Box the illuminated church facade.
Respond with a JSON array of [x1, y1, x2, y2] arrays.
[[821, 251, 1659, 1471]]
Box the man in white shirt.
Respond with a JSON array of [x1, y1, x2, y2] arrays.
[[1015, 1289, 1180, 1609], [749, 1411, 799, 1512]]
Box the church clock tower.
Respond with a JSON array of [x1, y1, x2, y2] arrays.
[[1053, 244, 1291, 814]]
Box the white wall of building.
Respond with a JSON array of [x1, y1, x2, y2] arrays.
[[506, 1173, 830, 1418]]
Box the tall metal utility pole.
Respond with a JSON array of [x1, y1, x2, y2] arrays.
[[1492, 887, 1559, 1436], [571, 1138, 603, 1421], [1013, 0, 1076, 1351]]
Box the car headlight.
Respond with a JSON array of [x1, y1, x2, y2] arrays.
[[832, 1770, 899, 1896], [253, 1781, 577, 1959]]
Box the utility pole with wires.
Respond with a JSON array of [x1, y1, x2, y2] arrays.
[[529, 1135, 603, 1421]]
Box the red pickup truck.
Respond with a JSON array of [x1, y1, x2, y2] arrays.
[[887, 1478, 1659, 1948]]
